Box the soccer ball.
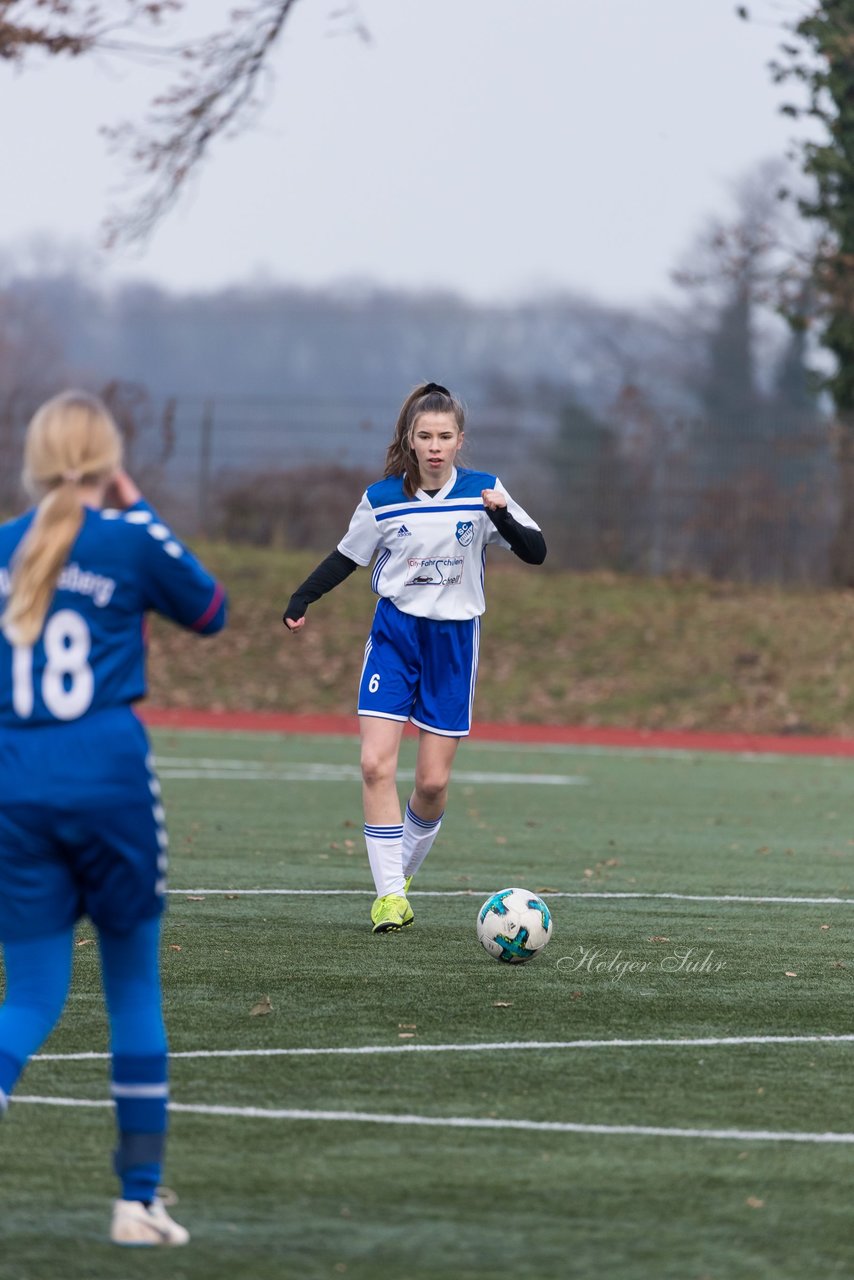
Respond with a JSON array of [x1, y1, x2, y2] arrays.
[[476, 887, 553, 963]]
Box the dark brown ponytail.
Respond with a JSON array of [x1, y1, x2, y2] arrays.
[[384, 382, 466, 498]]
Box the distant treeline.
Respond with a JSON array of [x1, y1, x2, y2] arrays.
[[0, 268, 834, 584]]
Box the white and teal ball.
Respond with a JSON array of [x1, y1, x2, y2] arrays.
[[476, 888, 553, 963]]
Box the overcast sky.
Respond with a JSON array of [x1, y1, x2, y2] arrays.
[[0, 0, 813, 307]]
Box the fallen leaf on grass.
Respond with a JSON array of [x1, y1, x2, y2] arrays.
[[250, 996, 273, 1017], [745, 1197, 765, 1209], [225, 894, 240, 900], [492, 1001, 513, 1008], [820, 924, 831, 931], [186, 895, 205, 902], [398, 1033, 415, 1039], [169, 944, 182, 952], [571, 991, 583, 1000], [398, 1023, 417, 1029], [784, 971, 797, 978], [75, 938, 94, 947], [649, 936, 670, 943]]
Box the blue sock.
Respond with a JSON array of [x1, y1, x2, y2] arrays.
[[110, 1053, 168, 1201], [99, 917, 169, 1202]]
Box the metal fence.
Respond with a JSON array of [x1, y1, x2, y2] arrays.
[[0, 391, 840, 584]]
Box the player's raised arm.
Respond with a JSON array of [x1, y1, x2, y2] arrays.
[[482, 484, 547, 565], [103, 467, 142, 510]]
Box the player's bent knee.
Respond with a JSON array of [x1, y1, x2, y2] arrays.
[[360, 753, 398, 788], [413, 775, 449, 806]]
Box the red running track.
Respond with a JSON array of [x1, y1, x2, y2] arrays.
[[139, 706, 854, 758]]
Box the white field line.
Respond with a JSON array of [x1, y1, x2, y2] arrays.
[[151, 733, 854, 764], [165, 887, 854, 906], [10, 1095, 854, 1145], [154, 759, 586, 786], [32, 1033, 854, 1063], [455, 742, 850, 765]]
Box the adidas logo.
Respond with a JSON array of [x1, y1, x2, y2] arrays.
[[397, 524, 412, 537]]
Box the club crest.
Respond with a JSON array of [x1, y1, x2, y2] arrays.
[[455, 520, 474, 547]]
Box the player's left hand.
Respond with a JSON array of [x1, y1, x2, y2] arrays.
[[481, 488, 506, 511]]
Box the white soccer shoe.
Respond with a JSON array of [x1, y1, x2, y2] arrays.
[[110, 1197, 190, 1246]]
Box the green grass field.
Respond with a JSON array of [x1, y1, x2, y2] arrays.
[[3, 728, 854, 1279]]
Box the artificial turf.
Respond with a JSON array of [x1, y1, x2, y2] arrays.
[[2, 729, 854, 1279]]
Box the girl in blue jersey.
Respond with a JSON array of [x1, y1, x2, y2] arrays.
[[284, 382, 546, 933], [0, 391, 227, 1246]]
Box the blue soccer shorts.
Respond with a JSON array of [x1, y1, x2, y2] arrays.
[[0, 711, 168, 943], [0, 799, 168, 943], [357, 597, 481, 737]]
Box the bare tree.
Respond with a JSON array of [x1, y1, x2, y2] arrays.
[[0, 2, 369, 245]]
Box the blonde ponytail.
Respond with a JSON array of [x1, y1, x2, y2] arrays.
[[3, 483, 84, 646], [2, 391, 122, 646]]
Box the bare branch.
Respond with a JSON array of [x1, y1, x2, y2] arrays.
[[99, 1, 302, 246], [2, 3, 373, 246], [0, 2, 181, 61]]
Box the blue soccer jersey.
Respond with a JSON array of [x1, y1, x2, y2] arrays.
[[337, 467, 540, 621], [0, 498, 226, 937], [0, 500, 226, 731]]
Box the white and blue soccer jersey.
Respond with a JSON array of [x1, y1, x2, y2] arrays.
[[0, 500, 225, 732], [338, 467, 540, 621]]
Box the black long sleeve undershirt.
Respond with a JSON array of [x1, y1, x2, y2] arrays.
[[283, 506, 546, 625], [283, 549, 359, 623], [485, 505, 547, 564]]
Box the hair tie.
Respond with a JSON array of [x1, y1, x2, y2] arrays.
[[423, 381, 451, 397]]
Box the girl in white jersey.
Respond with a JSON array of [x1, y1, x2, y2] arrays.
[[283, 383, 546, 933]]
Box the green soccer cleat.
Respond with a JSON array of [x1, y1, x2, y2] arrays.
[[403, 875, 413, 895], [370, 893, 414, 933]]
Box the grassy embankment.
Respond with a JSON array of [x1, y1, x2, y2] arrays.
[[147, 541, 854, 735]]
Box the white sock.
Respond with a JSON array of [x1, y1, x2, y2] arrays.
[[363, 823, 405, 897], [402, 803, 444, 879]]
